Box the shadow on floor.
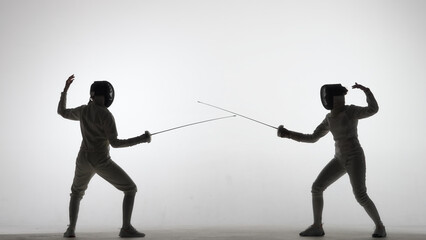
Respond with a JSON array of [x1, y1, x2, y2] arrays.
[[1, 227, 426, 240]]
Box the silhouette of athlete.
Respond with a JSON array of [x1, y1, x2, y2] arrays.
[[58, 74, 151, 238], [277, 83, 386, 238]]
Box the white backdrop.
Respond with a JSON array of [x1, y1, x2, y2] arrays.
[[1, 0, 425, 234]]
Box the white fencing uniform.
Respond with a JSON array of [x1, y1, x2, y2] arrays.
[[58, 92, 146, 198], [284, 89, 383, 226]]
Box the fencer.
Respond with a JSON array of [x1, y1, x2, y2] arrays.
[[58, 75, 150, 238], [277, 83, 386, 238]]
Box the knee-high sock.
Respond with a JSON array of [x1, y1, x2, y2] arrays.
[[123, 193, 136, 228], [358, 195, 383, 226], [68, 196, 81, 229], [312, 193, 324, 225]]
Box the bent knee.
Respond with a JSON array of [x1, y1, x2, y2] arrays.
[[354, 190, 370, 206], [70, 191, 84, 200], [311, 182, 326, 196], [123, 184, 137, 196]]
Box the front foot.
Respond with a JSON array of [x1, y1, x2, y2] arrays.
[[373, 225, 387, 238], [63, 226, 75, 238], [119, 225, 145, 238], [299, 224, 325, 237]]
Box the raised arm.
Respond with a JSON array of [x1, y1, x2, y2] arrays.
[[57, 74, 82, 120], [277, 117, 329, 143], [349, 82, 379, 119], [63, 74, 74, 92]]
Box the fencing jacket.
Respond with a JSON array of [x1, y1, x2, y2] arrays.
[[58, 92, 145, 153], [285, 90, 379, 158]]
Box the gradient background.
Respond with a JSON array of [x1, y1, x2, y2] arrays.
[[1, 0, 425, 234]]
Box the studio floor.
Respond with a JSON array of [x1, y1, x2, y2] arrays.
[[1, 226, 426, 240]]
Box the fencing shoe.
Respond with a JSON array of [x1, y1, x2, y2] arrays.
[[372, 225, 387, 238], [119, 225, 145, 238], [299, 224, 325, 237], [63, 226, 75, 238]]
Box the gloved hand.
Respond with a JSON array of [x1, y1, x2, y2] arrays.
[[63, 74, 75, 92], [277, 125, 289, 138], [141, 131, 151, 143], [352, 82, 369, 92]]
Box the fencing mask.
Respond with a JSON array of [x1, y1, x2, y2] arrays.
[[320, 84, 348, 110], [90, 81, 115, 108]]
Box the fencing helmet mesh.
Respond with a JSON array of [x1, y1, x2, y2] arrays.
[[90, 81, 115, 108], [320, 84, 348, 110]]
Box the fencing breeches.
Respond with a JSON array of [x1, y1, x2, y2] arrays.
[[310, 151, 383, 226]]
